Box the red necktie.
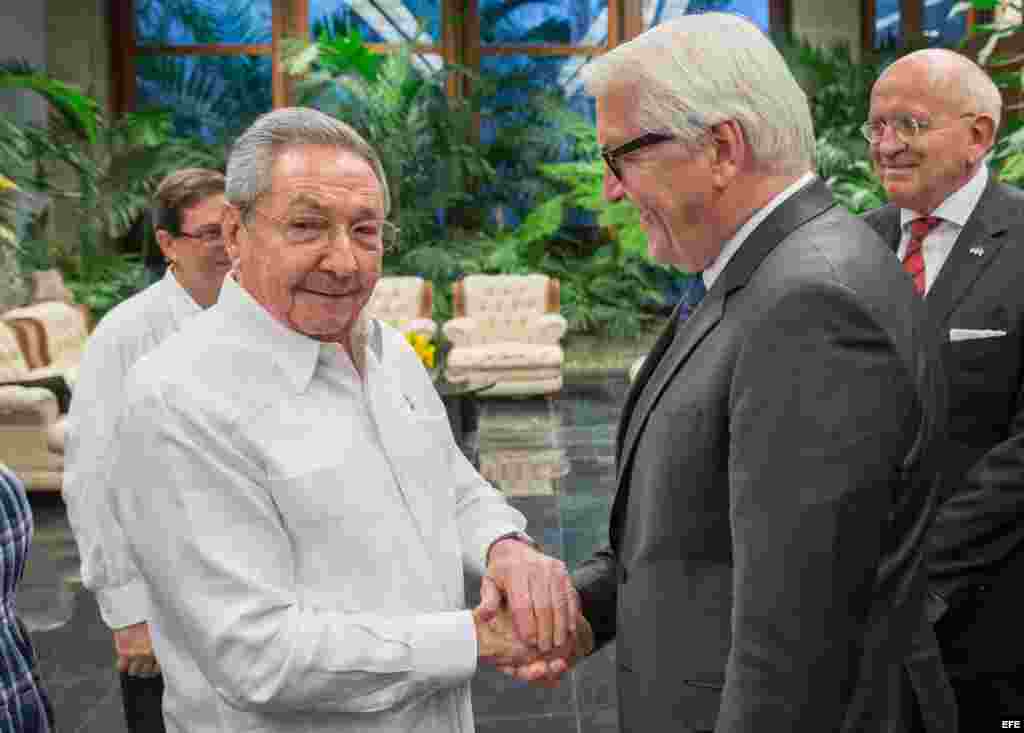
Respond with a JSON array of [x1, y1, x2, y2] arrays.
[[904, 216, 941, 296]]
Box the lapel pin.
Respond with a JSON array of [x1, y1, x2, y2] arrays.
[[969, 247, 985, 257]]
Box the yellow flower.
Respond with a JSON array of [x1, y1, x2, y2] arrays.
[[0, 174, 17, 193], [406, 331, 436, 369]]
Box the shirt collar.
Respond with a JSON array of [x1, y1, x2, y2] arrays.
[[215, 273, 322, 393], [215, 274, 381, 393], [702, 171, 816, 290], [899, 163, 989, 231], [162, 268, 204, 324]]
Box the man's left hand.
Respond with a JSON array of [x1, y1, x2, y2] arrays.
[[480, 539, 579, 654]]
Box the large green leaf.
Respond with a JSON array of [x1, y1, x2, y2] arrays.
[[0, 60, 100, 143]]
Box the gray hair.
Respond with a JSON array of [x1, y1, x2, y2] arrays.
[[225, 107, 391, 214], [581, 13, 815, 176], [883, 49, 1002, 132]]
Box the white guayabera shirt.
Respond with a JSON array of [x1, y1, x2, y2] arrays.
[[107, 274, 527, 733], [63, 269, 202, 630]]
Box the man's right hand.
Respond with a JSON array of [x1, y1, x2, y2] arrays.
[[113, 622, 161, 678]]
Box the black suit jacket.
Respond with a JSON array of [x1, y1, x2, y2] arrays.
[[864, 179, 1024, 679], [574, 179, 948, 732]]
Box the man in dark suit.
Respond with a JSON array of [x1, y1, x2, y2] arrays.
[[863, 48, 1024, 729], [502, 13, 950, 732]]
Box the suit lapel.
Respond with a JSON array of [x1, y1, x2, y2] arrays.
[[925, 180, 1014, 329], [610, 179, 837, 547]]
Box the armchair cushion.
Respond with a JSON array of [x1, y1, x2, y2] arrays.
[[0, 386, 64, 492], [30, 268, 74, 304], [365, 276, 437, 336], [2, 300, 89, 372], [0, 374, 72, 413]]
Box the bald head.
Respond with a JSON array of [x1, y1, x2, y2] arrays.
[[877, 49, 1002, 130]]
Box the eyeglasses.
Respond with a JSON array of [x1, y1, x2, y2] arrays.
[[175, 226, 224, 246], [860, 113, 977, 144], [242, 207, 399, 251], [601, 132, 677, 181]]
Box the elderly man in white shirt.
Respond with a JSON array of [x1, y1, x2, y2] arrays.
[[62, 168, 231, 732], [105, 107, 588, 732]]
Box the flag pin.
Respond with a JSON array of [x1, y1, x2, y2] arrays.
[[969, 247, 985, 257]]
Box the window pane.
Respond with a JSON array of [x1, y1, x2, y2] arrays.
[[875, 0, 901, 49], [481, 55, 597, 226], [136, 0, 272, 45], [923, 0, 967, 46], [136, 55, 272, 143], [309, 1, 441, 44], [481, 0, 608, 46], [645, 0, 771, 34]]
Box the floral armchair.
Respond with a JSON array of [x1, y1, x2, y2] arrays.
[[0, 322, 65, 492], [2, 300, 89, 386], [364, 276, 437, 339], [443, 274, 567, 397]]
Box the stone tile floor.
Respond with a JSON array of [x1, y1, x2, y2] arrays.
[[19, 373, 631, 732]]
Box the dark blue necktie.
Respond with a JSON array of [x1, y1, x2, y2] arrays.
[[678, 276, 707, 322]]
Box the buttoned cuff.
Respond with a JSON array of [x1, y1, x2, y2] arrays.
[[411, 610, 477, 687], [96, 580, 149, 630]]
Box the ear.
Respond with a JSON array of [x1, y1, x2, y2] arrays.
[[155, 229, 176, 263], [709, 119, 746, 190], [222, 205, 244, 263], [969, 113, 997, 161]]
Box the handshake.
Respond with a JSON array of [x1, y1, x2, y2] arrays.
[[471, 538, 595, 687]]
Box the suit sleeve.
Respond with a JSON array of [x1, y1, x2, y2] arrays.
[[572, 546, 619, 650], [926, 362, 1024, 603], [720, 282, 918, 731]]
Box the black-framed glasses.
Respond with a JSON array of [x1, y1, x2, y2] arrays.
[[175, 226, 224, 246], [242, 206, 399, 252], [601, 132, 677, 180], [860, 113, 977, 144]]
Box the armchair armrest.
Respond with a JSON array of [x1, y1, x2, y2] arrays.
[[0, 385, 60, 426], [443, 317, 479, 347], [526, 314, 568, 344], [0, 373, 72, 413]]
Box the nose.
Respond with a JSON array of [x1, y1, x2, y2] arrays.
[[875, 125, 906, 156], [319, 230, 360, 275], [603, 168, 625, 202]]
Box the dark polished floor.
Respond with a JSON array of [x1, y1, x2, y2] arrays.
[[19, 373, 630, 732]]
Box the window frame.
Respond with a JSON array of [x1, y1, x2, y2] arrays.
[[112, 0, 791, 116]]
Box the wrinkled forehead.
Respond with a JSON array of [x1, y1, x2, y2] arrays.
[[261, 183, 386, 217]]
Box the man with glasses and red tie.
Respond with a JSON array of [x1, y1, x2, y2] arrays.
[[863, 48, 1024, 730]]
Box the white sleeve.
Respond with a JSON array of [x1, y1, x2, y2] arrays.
[[61, 323, 149, 629], [110, 381, 479, 714]]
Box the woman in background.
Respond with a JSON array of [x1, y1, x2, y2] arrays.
[[0, 463, 53, 732]]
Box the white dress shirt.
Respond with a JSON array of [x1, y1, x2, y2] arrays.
[[897, 164, 989, 294], [62, 269, 202, 629], [107, 274, 527, 733]]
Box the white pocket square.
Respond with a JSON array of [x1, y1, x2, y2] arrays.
[[949, 328, 1007, 342]]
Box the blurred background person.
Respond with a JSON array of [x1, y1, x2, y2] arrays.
[[61, 168, 229, 733], [1, 464, 54, 732]]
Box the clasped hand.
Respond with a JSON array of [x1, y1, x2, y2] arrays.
[[472, 540, 593, 687]]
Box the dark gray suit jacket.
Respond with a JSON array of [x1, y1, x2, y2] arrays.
[[865, 179, 1024, 680], [575, 179, 948, 732]]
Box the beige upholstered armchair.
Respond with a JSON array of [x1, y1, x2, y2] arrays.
[[2, 300, 89, 386], [0, 322, 66, 492], [365, 276, 437, 339], [443, 274, 567, 397]]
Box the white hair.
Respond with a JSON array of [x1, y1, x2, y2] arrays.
[[883, 49, 1002, 132], [581, 12, 815, 175], [225, 107, 391, 214]]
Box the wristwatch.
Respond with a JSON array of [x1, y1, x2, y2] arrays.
[[486, 531, 540, 564]]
